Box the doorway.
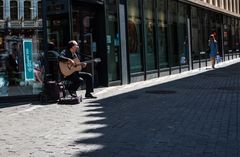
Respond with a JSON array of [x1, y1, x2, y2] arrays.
[[71, 2, 105, 86]]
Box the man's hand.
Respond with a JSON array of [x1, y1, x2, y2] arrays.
[[81, 62, 87, 68], [68, 59, 75, 66]]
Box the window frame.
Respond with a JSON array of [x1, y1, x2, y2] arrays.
[[10, 0, 18, 20], [24, 0, 32, 20]]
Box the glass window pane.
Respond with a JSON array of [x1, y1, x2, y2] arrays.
[[127, 0, 143, 73], [231, 18, 235, 53], [46, 0, 70, 51], [143, 0, 156, 70], [10, 0, 18, 20], [191, 7, 209, 62], [106, 0, 120, 81], [168, 0, 178, 66], [157, 0, 168, 68], [0, 1, 44, 97], [177, 3, 189, 65], [24, 1, 32, 20], [236, 20, 240, 52]]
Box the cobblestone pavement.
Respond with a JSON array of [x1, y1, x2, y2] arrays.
[[1, 59, 240, 157]]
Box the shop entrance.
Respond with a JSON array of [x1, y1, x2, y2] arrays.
[[46, 0, 106, 86], [71, 2, 104, 86]]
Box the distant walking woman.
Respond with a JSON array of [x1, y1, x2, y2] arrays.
[[208, 34, 218, 69]]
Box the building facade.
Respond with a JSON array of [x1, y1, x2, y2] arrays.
[[44, 0, 240, 85], [124, 0, 240, 83], [0, 0, 240, 101]]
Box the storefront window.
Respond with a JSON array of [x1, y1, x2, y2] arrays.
[[24, 1, 32, 20], [190, 7, 199, 61], [168, 0, 178, 66], [143, 0, 156, 71], [210, 13, 216, 34], [191, 7, 209, 62], [236, 19, 240, 54], [177, 3, 189, 66], [106, 0, 120, 81], [127, 0, 143, 73], [157, 0, 168, 68], [215, 14, 223, 56], [223, 16, 228, 58], [0, 0, 44, 97], [10, 0, 18, 20], [45, 0, 70, 83], [46, 0, 70, 51], [228, 17, 233, 57], [0, 35, 44, 97], [223, 16, 232, 59], [231, 18, 236, 55]]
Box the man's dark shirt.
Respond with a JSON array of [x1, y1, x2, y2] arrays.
[[58, 49, 94, 95], [58, 49, 75, 62]]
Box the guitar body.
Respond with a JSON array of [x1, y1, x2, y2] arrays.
[[59, 58, 82, 77], [59, 57, 101, 77]]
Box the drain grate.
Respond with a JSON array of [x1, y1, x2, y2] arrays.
[[145, 90, 176, 94]]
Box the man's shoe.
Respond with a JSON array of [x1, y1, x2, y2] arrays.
[[69, 91, 77, 97], [85, 93, 97, 99]]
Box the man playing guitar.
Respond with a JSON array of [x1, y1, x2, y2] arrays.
[[58, 40, 97, 98]]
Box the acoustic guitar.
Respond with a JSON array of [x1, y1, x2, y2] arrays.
[[59, 57, 101, 77]]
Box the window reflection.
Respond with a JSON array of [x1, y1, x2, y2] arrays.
[[157, 0, 168, 68], [144, 0, 156, 70], [127, 0, 143, 73], [106, 0, 120, 81]]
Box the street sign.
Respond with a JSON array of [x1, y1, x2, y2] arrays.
[[23, 39, 34, 81]]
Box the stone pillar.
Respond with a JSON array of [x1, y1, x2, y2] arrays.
[[210, 0, 213, 5], [220, 0, 224, 9], [237, 0, 240, 14], [226, 0, 229, 11]]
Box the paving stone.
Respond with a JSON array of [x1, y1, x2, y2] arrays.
[[1, 59, 240, 156]]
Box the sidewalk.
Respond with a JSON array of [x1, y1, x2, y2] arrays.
[[1, 58, 240, 157], [85, 58, 240, 101]]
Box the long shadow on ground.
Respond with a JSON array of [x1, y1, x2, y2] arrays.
[[72, 63, 240, 157]]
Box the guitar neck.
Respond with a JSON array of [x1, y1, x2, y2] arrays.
[[75, 59, 94, 66], [83, 60, 93, 64]]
